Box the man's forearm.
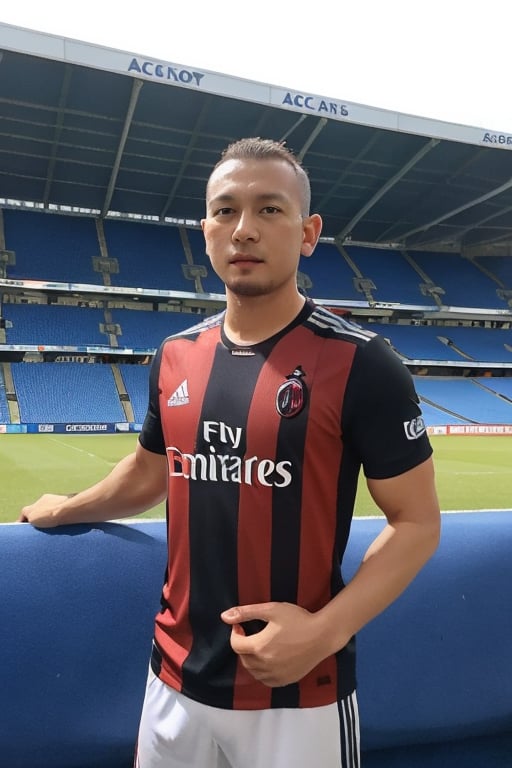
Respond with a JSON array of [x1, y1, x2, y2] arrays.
[[316, 519, 440, 657], [20, 447, 168, 527]]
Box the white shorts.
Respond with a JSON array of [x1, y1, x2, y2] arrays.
[[134, 668, 360, 768]]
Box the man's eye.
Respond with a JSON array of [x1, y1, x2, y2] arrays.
[[215, 207, 233, 216], [262, 206, 280, 214]]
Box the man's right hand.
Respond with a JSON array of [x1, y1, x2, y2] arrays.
[[18, 494, 71, 527]]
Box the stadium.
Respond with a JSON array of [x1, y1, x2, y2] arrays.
[[0, 20, 511, 768]]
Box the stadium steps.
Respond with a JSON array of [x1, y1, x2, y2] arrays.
[[179, 227, 207, 293], [400, 250, 444, 308], [338, 245, 377, 304], [1, 363, 20, 423], [111, 364, 135, 422]]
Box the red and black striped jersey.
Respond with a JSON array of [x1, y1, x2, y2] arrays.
[[139, 300, 432, 710]]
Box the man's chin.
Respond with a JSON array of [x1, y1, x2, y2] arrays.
[[226, 280, 273, 298]]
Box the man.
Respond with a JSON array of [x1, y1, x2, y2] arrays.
[[20, 137, 440, 768]]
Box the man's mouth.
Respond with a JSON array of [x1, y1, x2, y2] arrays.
[[229, 254, 263, 265]]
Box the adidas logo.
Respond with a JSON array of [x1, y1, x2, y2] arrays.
[[167, 380, 189, 407]]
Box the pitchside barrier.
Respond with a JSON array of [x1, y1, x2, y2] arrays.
[[0, 422, 144, 434], [1, 513, 511, 768], [2, 422, 512, 435]]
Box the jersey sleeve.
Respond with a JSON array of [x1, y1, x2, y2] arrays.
[[138, 343, 166, 455], [342, 334, 433, 479]]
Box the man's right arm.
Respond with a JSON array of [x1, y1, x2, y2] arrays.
[[18, 440, 168, 528]]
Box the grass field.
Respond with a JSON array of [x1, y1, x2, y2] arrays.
[[1, 433, 511, 523]]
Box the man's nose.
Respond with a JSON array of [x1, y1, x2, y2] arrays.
[[232, 212, 259, 241]]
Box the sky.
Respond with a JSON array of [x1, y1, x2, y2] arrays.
[[1, 0, 512, 132]]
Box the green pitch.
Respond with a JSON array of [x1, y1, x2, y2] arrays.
[[1, 433, 511, 523]]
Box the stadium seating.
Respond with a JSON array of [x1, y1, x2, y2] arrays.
[[1, 512, 511, 768], [361, 322, 458, 360], [11, 362, 126, 423], [478, 376, 512, 399], [474, 255, 512, 288], [411, 251, 506, 309], [345, 246, 438, 306], [414, 377, 512, 424], [437, 325, 512, 363], [103, 219, 191, 291], [299, 243, 364, 302], [359, 321, 512, 363], [4, 209, 100, 284], [3, 304, 108, 346], [111, 308, 198, 349]]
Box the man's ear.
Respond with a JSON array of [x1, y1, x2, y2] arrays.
[[300, 214, 323, 258]]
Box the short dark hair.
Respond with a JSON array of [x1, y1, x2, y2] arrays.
[[208, 137, 311, 216]]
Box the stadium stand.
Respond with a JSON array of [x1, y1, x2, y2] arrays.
[[414, 377, 512, 424], [3, 209, 100, 283], [4, 303, 108, 346], [436, 325, 512, 362], [11, 362, 126, 423], [298, 242, 365, 301], [103, 219, 192, 291], [359, 321, 512, 363], [479, 376, 512, 398], [2, 512, 511, 768], [111, 307, 197, 349], [473, 254, 512, 289], [411, 251, 507, 309], [414, 400, 469, 427], [345, 246, 439, 306]]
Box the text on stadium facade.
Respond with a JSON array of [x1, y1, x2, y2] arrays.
[[482, 132, 512, 145], [127, 58, 205, 87], [281, 92, 349, 118]]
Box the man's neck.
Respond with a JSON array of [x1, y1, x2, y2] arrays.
[[223, 291, 306, 346]]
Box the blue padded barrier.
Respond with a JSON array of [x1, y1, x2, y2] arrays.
[[1, 512, 511, 767]]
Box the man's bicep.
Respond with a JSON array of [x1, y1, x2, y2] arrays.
[[366, 456, 440, 526], [135, 440, 168, 500]]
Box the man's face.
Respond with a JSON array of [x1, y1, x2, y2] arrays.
[[201, 158, 319, 299]]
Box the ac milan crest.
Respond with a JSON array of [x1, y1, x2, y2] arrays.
[[275, 366, 307, 418]]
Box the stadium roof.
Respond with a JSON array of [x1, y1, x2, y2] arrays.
[[1, 21, 512, 254]]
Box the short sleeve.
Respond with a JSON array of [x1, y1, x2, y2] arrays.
[[138, 344, 166, 455], [342, 334, 433, 479]]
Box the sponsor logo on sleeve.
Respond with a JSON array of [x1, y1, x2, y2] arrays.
[[403, 416, 427, 440]]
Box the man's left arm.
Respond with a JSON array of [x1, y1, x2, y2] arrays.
[[222, 456, 440, 687], [314, 454, 440, 656]]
